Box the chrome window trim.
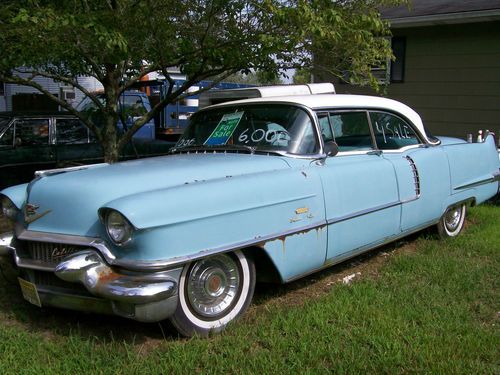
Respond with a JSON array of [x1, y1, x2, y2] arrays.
[[178, 101, 325, 158], [379, 144, 423, 154], [313, 106, 431, 146]]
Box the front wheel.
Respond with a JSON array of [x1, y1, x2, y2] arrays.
[[437, 203, 466, 238], [170, 250, 256, 337]]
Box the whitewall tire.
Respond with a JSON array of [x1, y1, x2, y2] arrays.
[[437, 203, 466, 238], [170, 250, 255, 337]]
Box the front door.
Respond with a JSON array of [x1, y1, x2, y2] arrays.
[[316, 111, 400, 261]]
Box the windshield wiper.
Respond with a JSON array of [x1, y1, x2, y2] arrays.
[[170, 144, 256, 154]]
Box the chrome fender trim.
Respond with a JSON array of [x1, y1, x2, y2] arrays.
[[55, 251, 181, 305]]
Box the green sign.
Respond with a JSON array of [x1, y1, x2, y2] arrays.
[[204, 112, 244, 145]]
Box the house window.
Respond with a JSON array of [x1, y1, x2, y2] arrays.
[[390, 37, 406, 83], [340, 37, 406, 85]]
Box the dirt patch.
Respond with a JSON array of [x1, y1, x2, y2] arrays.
[[247, 234, 422, 318]]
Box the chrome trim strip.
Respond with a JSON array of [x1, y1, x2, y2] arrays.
[[113, 220, 328, 270], [13, 221, 328, 271], [326, 201, 401, 225], [285, 218, 439, 283], [453, 173, 500, 191], [35, 163, 106, 178]]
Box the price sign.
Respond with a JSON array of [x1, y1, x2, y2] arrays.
[[204, 112, 244, 145]]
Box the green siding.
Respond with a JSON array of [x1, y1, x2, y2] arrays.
[[321, 21, 500, 140]]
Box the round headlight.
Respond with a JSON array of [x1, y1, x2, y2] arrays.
[[1, 196, 18, 220], [105, 210, 133, 245]]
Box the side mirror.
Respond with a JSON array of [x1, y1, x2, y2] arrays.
[[324, 141, 339, 157]]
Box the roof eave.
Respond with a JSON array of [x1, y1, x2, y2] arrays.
[[388, 9, 500, 28]]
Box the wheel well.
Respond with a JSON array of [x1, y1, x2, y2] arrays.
[[241, 246, 282, 284]]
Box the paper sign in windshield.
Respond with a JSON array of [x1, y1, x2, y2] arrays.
[[204, 112, 244, 145]]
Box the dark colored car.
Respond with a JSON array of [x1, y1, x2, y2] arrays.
[[0, 112, 173, 189]]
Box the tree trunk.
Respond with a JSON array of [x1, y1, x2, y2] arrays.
[[101, 105, 120, 163]]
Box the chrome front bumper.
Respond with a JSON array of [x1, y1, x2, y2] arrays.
[[0, 232, 182, 322]]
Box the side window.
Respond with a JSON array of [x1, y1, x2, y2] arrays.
[[14, 119, 49, 146], [329, 112, 374, 151], [317, 112, 333, 142], [370, 112, 420, 150], [56, 119, 89, 144]]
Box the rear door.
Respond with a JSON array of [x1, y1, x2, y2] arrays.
[[369, 111, 450, 231]]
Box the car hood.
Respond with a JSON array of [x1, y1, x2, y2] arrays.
[[20, 153, 291, 236]]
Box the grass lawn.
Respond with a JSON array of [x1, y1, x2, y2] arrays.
[[0, 205, 498, 374]]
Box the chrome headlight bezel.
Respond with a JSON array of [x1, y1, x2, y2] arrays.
[[1, 196, 18, 221], [105, 210, 133, 246]]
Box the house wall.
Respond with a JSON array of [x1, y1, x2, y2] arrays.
[[318, 21, 500, 140], [2, 74, 103, 112]]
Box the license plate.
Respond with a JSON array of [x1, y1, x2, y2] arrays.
[[18, 278, 42, 307]]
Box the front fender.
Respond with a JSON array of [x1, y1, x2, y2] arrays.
[[101, 167, 326, 270], [0, 183, 29, 209]]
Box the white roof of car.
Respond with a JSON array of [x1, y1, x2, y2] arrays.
[[209, 94, 430, 143]]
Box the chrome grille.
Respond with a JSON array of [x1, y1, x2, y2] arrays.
[[31, 270, 89, 294], [22, 241, 87, 265], [405, 156, 421, 198]]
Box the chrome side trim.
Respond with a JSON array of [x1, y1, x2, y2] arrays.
[[113, 220, 328, 270], [12, 221, 328, 271], [285, 218, 439, 283], [326, 201, 401, 225], [35, 163, 106, 178], [453, 172, 500, 191]]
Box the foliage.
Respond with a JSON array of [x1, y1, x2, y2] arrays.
[[0, 0, 401, 162], [293, 67, 312, 84], [224, 70, 284, 85]]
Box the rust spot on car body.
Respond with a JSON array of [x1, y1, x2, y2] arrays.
[[256, 224, 327, 254]]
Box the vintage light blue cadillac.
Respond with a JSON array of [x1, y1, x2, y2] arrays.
[[1, 85, 499, 337]]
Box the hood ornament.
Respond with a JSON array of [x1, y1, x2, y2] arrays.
[[24, 203, 51, 224]]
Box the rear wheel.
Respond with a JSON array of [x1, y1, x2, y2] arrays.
[[437, 203, 466, 238], [170, 250, 255, 337]]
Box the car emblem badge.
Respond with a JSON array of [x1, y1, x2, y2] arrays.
[[24, 203, 51, 224]]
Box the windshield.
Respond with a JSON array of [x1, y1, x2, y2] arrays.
[[174, 104, 318, 155]]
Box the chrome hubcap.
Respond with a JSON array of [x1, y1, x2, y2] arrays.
[[444, 206, 462, 231], [186, 254, 240, 318]]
